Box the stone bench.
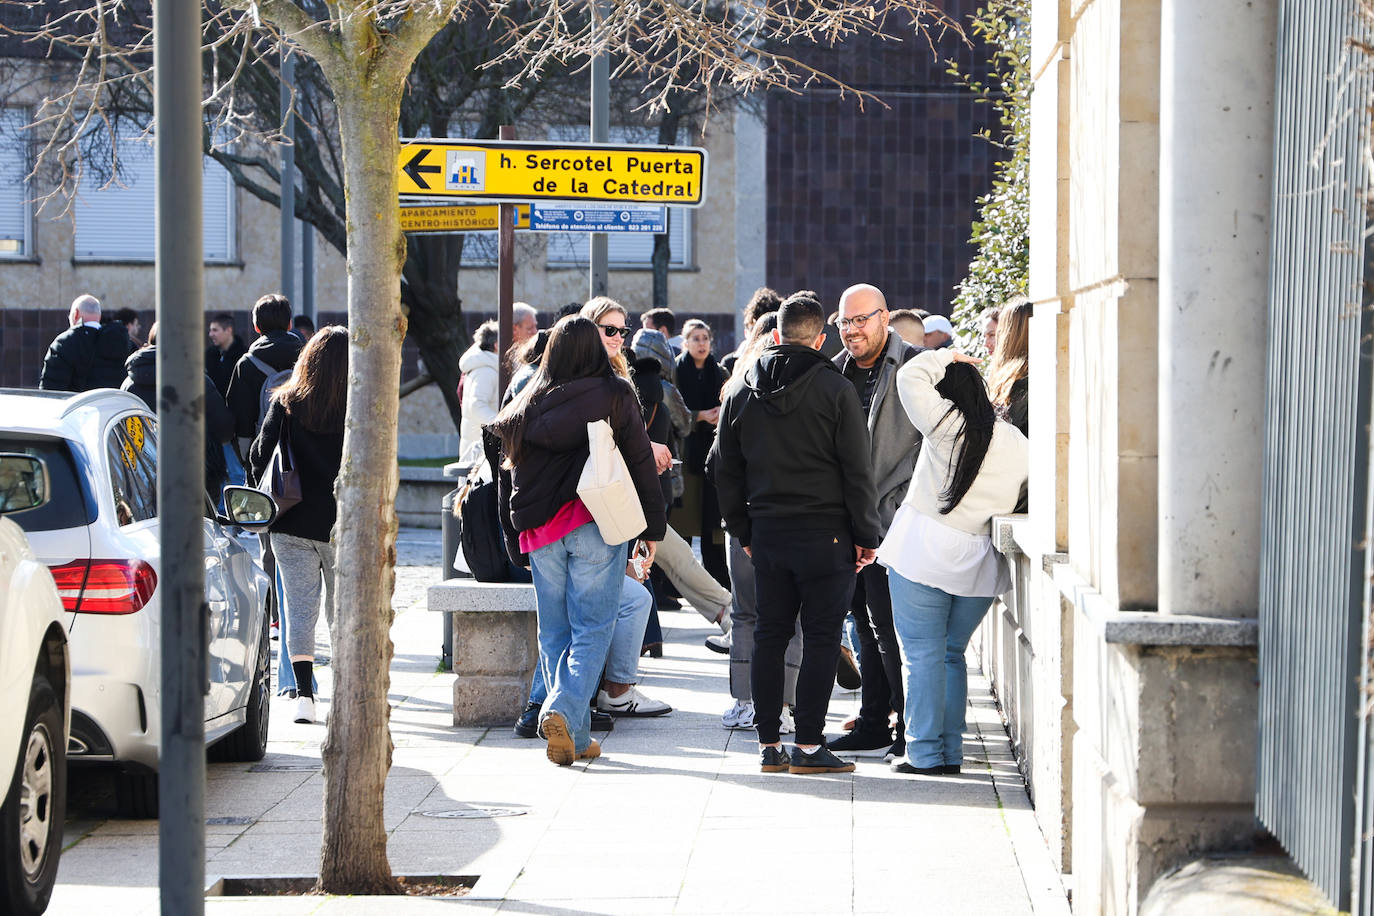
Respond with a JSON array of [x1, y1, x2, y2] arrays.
[[427, 580, 538, 726]]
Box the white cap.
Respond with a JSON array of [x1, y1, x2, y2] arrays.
[[923, 315, 954, 337]]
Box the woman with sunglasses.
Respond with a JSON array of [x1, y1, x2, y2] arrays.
[[490, 316, 666, 765]]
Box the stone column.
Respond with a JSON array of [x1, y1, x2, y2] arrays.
[[1157, 0, 1276, 617], [732, 104, 767, 340]]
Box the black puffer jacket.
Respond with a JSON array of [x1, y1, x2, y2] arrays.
[[38, 323, 133, 392], [495, 374, 666, 566], [710, 344, 880, 549], [633, 356, 675, 506], [248, 399, 343, 543], [226, 330, 303, 439]]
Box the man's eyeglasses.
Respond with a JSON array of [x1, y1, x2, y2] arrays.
[[599, 325, 632, 339], [837, 308, 885, 331]]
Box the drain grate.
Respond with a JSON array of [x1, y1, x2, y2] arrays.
[[248, 762, 322, 773], [419, 805, 529, 819]]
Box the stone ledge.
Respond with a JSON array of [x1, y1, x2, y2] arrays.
[[428, 580, 538, 613], [1052, 563, 1258, 647], [398, 465, 451, 483]]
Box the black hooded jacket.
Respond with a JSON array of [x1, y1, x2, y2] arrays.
[[225, 330, 303, 438], [709, 344, 881, 549], [39, 322, 133, 391], [494, 374, 666, 567], [206, 336, 248, 399]]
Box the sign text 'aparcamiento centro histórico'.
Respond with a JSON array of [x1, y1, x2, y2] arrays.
[[397, 139, 708, 207]]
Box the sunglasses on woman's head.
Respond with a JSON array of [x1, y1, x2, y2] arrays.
[[599, 325, 631, 339]]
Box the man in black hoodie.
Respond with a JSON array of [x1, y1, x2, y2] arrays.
[[226, 293, 303, 453], [39, 294, 132, 391], [711, 292, 881, 776]]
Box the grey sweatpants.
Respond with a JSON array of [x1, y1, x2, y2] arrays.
[[727, 535, 801, 705], [271, 531, 336, 660]]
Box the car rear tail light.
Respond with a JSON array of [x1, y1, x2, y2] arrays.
[[48, 559, 157, 614]]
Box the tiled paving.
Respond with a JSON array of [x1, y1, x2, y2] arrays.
[[47, 528, 1069, 914]]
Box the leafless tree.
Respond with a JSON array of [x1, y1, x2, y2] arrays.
[[0, 0, 955, 894]]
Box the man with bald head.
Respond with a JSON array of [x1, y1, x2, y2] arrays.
[[39, 294, 133, 391], [827, 283, 923, 761]]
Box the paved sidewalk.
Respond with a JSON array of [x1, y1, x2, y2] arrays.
[[48, 529, 1069, 915]]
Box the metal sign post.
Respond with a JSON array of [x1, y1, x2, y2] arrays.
[[590, 13, 609, 299], [154, 0, 206, 913], [498, 125, 516, 396]]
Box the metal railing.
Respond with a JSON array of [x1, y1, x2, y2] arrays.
[[1258, 2, 1374, 909]]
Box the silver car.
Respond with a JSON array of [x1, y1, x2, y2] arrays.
[[0, 388, 273, 817]]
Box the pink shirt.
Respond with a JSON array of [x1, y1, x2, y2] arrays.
[[519, 498, 594, 555]]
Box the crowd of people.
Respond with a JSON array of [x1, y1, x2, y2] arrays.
[[483, 288, 1032, 774], [35, 284, 1033, 773]]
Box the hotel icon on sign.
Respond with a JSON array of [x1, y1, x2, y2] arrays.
[[446, 152, 484, 191]]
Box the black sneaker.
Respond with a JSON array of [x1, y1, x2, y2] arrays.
[[827, 725, 893, 756], [790, 745, 856, 775], [513, 702, 541, 739], [591, 709, 615, 732], [942, 763, 961, 775], [760, 745, 790, 773], [891, 760, 943, 776], [883, 736, 907, 763]]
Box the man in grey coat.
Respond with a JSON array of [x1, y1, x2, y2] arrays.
[[827, 283, 923, 760]]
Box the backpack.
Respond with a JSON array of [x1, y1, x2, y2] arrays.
[[246, 353, 293, 432]]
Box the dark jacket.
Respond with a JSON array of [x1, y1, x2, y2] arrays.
[[833, 332, 924, 534], [206, 336, 248, 399], [39, 322, 133, 392], [633, 356, 675, 507], [118, 346, 235, 496], [226, 330, 303, 439], [495, 375, 666, 566], [247, 399, 343, 543], [710, 344, 881, 549], [674, 351, 728, 474], [1005, 377, 1029, 437]]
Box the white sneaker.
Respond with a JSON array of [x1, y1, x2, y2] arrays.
[[596, 686, 672, 717], [722, 699, 755, 729], [779, 706, 795, 735], [705, 632, 731, 654], [292, 696, 316, 724]]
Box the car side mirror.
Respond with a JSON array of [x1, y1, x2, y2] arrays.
[[221, 486, 278, 531], [0, 453, 50, 515]]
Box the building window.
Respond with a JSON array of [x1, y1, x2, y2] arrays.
[[0, 107, 32, 259], [74, 132, 236, 263]]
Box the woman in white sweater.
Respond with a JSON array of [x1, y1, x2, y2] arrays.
[[878, 348, 1028, 775]]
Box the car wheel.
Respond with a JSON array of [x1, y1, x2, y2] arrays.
[[0, 677, 66, 916], [114, 770, 158, 819], [211, 612, 271, 763]]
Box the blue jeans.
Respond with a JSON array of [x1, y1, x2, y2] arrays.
[[527, 573, 652, 705], [887, 570, 993, 768], [530, 523, 628, 752]]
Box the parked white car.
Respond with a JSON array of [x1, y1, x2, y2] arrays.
[[0, 388, 276, 818], [0, 452, 69, 916]]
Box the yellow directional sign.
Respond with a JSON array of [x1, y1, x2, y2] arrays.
[[399, 204, 530, 233], [397, 140, 708, 207]]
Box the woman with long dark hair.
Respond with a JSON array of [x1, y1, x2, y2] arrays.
[[673, 319, 730, 588], [490, 316, 666, 765], [248, 326, 349, 725], [878, 349, 1027, 775]]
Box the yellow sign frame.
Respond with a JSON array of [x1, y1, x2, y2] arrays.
[[398, 139, 708, 207]]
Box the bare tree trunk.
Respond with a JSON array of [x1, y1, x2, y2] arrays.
[[316, 68, 407, 898]]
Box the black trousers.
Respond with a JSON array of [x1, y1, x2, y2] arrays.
[[750, 525, 857, 745], [851, 563, 905, 733]]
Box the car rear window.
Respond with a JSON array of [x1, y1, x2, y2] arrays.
[[0, 434, 96, 531]]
